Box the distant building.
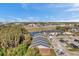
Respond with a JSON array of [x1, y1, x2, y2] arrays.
[[68, 27, 79, 32], [27, 24, 37, 27], [27, 23, 43, 27]]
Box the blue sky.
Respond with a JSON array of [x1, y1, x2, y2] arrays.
[[0, 3, 79, 22]]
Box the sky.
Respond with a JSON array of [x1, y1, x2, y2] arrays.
[[0, 3, 79, 22]]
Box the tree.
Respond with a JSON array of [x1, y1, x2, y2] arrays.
[[25, 47, 41, 56], [0, 24, 32, 56], [12, 44, 27, 56]]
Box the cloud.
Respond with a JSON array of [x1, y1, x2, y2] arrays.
[[0, 17, 40, 22], [46, 18, 79, 22], [66, 8, 79, 11], [0, 17, 79, 22], [21, 3, 68, 11], [0, 18, 23, 22], [59, 19, 79, 22], [21, 3, 30, 10], [72, 3, 79, 7], [66, 3, 79, 12], [43, 15, 79, 22], [0, 3, 78, 22]]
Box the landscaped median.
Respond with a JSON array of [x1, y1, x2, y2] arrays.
[[68, 48, 79, 51], [50, 49, 56, 56]]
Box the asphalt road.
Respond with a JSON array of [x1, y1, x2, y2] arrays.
[[49, 36, 70, 56]]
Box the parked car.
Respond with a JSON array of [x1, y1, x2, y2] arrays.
[[74, 39, 79, 43], [70, 43, 79, 48]]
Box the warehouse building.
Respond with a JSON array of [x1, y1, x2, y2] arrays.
[[30, 33, 52, 55]]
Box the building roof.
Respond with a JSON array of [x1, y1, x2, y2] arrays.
[[30, 34, 51, 48], [69, 27, 79, 29], [29, 30, 64, 36]]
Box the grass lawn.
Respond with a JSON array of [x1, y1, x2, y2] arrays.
[[50, 49, 56, 56], [69, 48, 79, 51], [25, 26, 56, 32]]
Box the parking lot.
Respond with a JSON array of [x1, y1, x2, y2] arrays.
[[48, 33, 79, 56]]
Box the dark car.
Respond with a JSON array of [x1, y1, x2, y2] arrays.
[[59, 39, 65, 43], [74, 39, 79, 43], [70, 43, 79, 48]]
